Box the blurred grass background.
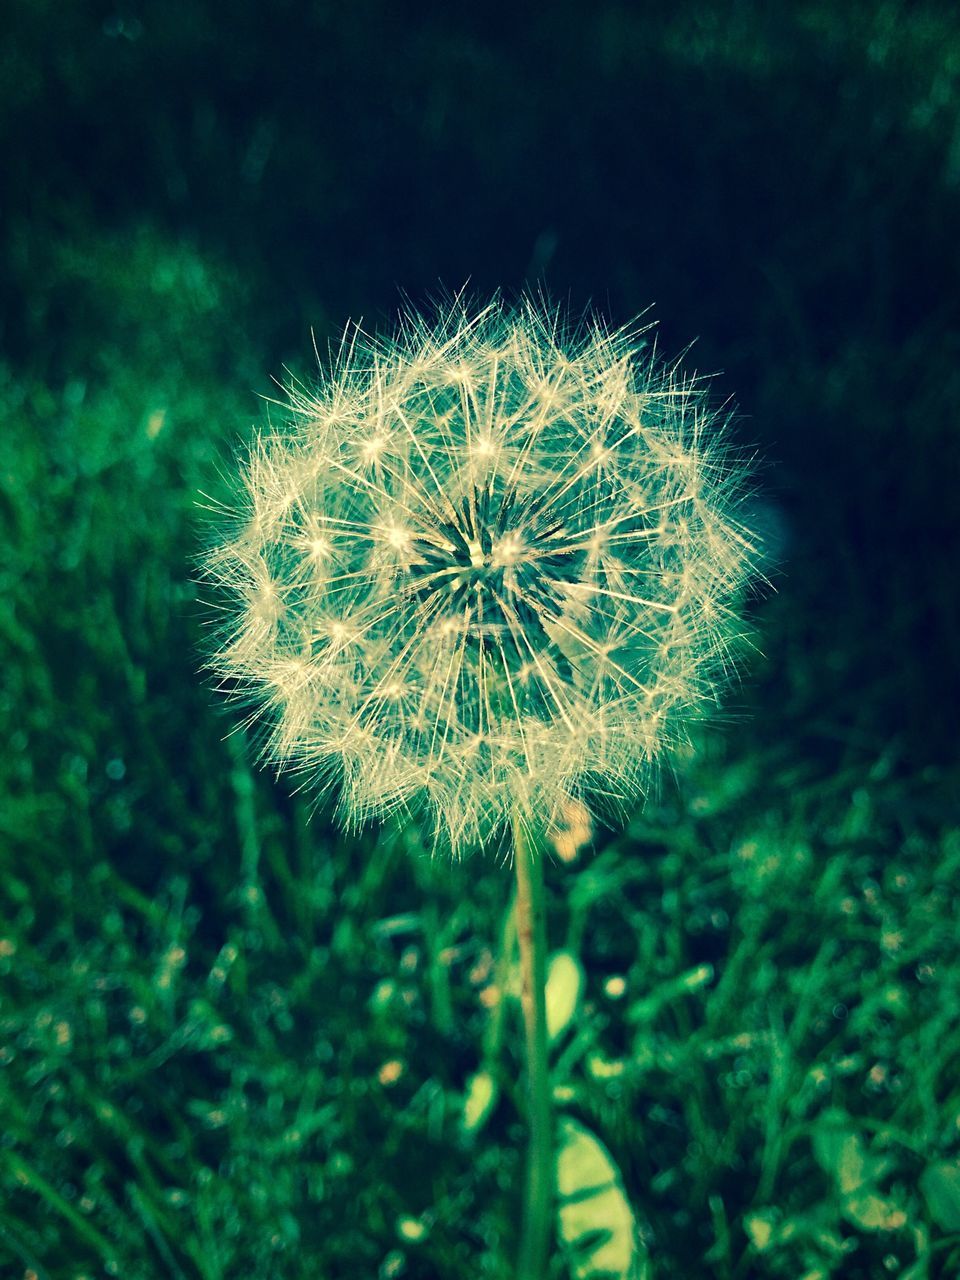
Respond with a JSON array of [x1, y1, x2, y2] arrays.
[[2, 2, 960, 1277]]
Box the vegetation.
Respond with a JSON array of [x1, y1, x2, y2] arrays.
[[2, 3, 958, 1276]]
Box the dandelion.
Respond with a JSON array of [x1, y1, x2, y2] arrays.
[[203, 294, 761, 1279], [205, 296, 758, 855]]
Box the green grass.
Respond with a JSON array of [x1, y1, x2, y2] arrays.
[[2, 3, 960, 1276]]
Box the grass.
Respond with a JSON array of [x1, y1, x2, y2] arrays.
[[2, 3, 960, 1276]]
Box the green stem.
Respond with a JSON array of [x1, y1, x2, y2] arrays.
[[513, 814, 552, 1280]]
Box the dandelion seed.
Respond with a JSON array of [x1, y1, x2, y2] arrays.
[[204, 295, 760, 856]]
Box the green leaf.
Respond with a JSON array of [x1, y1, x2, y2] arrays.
[[812, 1112, 868, 1193], [920, 1161, 960, 1231], [844, 1192, 907, 1232], [546, 951, 584, 1042], [836, 1134, 869, 1196], [556, 1118, 648, 1279], [461, 1070, 498, 1134], [744, 1212, 776, 1252]]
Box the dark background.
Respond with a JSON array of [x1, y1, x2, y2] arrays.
[[2, 3, 959, 1278]]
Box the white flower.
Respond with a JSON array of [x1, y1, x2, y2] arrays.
[[205, 297, 760, 855]]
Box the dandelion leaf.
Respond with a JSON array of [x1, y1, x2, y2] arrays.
[[546, 951, 584, 1042], [844, 1192, 906, 1232], [812, 1111, 869, 1193], [556, 1117, 648, 1279], [461, 1070, 498, 1134], [744, 1211, 776, 1252]]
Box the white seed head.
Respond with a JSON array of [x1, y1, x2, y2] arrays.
[[205, 297, 761, 855]]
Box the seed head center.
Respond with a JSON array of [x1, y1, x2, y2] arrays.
[[406, 489, 582, 636]]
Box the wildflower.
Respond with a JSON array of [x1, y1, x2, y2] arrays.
[[205, 296, 759, 855]]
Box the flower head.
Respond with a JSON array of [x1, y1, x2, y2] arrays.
[[205, 297, 760, 855]]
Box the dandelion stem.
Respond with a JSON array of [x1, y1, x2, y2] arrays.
[[513, 813, 552, 1280]]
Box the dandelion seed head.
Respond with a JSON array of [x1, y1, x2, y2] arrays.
[[205, 296, 761, 855]]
